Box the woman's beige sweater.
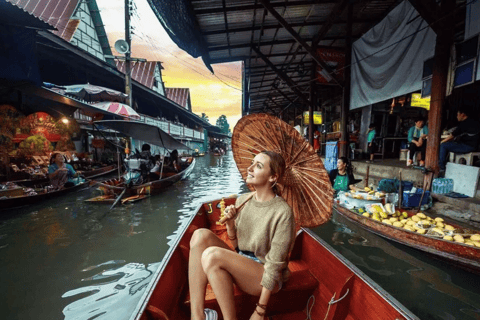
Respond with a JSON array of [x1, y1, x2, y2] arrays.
[[235, 192, 296, 291]]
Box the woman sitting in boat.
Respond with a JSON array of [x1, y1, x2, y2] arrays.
[[189, 151, 295, 320], [163, 149, 180, 174], [48, 153, 81, 190], [329, 156, 357, 194]]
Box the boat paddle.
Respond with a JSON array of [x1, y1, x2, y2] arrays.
[[110, 187, 127, 210], [218, 192, 256, 225]]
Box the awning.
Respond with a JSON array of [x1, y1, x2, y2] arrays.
[[94, 120, 190, 151]]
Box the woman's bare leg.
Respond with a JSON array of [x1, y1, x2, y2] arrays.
[[189, 229, 232, 320], [201, 247, 266, 320]]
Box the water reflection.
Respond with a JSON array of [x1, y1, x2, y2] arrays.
[[62, 262, 160, 320], [61, 154, 249, 320], [1, 154, 479, 320], [315, 211, 480, 320]]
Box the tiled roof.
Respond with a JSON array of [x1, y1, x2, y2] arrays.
[[7, 0, 79, 41], [115, 61, 161, 89], [165, 88, 191, 111]]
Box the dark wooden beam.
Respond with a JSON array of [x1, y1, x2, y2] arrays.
[[312, 0, 349, 46], [249, 75, 310, 85], [258, 0, 343, 87], [194, 1, 336, 15], [208, 36, 342, 52], [222, 0, 232, 56], [202, 19, 377, 36], [408, 0, 441, 34]]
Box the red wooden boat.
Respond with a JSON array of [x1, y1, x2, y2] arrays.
[[334, 203, 480, 273], [95, 158, 195, 197], [128, 197, 418, 320]]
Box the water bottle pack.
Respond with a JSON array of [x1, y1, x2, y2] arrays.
[[432, 178, 454, 194]]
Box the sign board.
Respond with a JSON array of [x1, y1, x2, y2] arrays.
[[316, 49, 345, 84], [411, 93, 431, 110], [303, 111, 323, 125]]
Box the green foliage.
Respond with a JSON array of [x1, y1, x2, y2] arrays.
[[201, 113, 210, 123], [216, 115, 230, 134]]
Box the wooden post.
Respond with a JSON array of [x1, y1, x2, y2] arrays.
[[124, 0, 132, 107], [425, 0, 456, 175], [339, 1, 353, 157], [309, 65, 315, 145]]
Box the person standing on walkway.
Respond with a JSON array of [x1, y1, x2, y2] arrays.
[[407, 118, 428, 167], [366, 124, 376, 163], [188, 151, 295, 320], [439, 107, 480, 174]]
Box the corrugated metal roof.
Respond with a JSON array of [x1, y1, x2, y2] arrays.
[[185, 0, 404, 116], [8, 0, 81, 41], [1, 0, 55, 30], [165, 88, 191, 111], [115, 61, 160, 89]]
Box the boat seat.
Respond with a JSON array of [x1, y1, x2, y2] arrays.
[[184, 260, 318, 315]]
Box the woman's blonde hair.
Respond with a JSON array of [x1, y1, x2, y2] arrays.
[[260, 151, 286, 194]]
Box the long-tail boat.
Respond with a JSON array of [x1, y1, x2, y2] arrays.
[[0, 180, 89, 210], [7, 164, 117, 188], [92, 157, 195, 199], [334, 203, 480, 273], [128, 197, 419, 320]]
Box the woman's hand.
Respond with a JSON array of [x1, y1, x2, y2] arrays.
[[249, 312, 264, 320], [224, 205, 237, 228]]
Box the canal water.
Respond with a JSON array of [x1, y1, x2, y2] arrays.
[[0, 153, 479, 320]]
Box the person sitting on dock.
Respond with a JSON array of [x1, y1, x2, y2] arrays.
[[439, 107, 480, 174], [329, 156, 357, 194], [48, 153, 81, 190], [407, 117, 428, 167], [188, 151, 295, 320]]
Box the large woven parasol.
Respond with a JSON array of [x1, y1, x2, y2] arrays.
[[232, 113, 333, 228]]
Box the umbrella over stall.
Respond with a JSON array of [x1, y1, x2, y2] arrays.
[[91, 102, 140, 120], [49, 83, 128, 103], [232, 113, 333, 228]]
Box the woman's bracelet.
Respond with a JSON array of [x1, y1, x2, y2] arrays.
[[227, 233, 237, 240], [254, 309, 266, 316], [256, 302, 267, 311]]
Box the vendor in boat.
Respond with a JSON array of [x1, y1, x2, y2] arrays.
[[48, 152, 81, 189], [189, 151, 295, 320], [329, 156, 357, 193]]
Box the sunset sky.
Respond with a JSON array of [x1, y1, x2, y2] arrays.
[[96, 0, 243, 128]]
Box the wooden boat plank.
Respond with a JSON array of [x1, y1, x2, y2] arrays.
[[0, 181, 90, 210], [129, 197, 419, 320], [334, 203, 480, 272], [5, 165, 117, 187]]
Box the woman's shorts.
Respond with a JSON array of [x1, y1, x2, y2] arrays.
[[236, 249, 262, 264]]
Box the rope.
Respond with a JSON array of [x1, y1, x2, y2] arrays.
[[304, 288, 350, 320]]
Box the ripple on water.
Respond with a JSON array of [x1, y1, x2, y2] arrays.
[[61, 154, 249, 320]]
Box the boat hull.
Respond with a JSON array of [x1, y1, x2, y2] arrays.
[[97, 158, 196, 197], [0, 181, 89, 210], [334, 203, 480, 272], [129, 197, 418, 320], [6, 165, 117, 187]]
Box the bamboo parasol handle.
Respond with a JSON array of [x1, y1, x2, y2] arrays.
[[218, 192, 256, 224]]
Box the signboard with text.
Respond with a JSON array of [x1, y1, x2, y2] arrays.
[[411, 93, 430, 110], [303, 111, 323, 125], [316, 49, 345, 84]]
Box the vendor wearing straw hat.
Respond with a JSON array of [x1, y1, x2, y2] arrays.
[[188, 151, 295, 320]]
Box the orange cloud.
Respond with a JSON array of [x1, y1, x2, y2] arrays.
[[97, 1, 242, 129]]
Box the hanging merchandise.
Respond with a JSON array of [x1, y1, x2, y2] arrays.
[[0, 105, 25, 150], [17, 135, 53, 156], [21, 112, 61, 142]]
